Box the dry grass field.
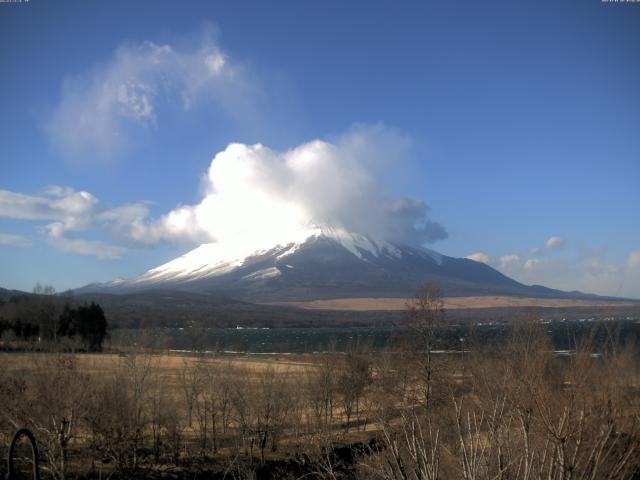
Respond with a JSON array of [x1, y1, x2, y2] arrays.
[[1, 317, 640, 479], [275, 295, 637, 311], [0, 350, 316, 381]]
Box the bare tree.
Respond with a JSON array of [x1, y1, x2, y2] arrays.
[[148, 358, 179, 464], [337, 350, 372, 432], [403, 283, 446, 409], [361, 412, 440, 480], [86, 350, 156, 471], [307, 355, 337, 433], [179, 357, 202, 428]]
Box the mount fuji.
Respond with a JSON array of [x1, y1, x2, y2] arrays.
[[78, 226, 602, 302]]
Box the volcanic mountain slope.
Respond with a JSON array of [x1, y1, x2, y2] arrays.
[[79, 227, 611, 302]]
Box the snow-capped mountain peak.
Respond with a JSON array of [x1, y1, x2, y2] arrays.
[[85, 225, 563, 302], [132, 226, 437, 286]]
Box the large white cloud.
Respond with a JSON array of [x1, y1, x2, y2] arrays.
[[0, 126, 448, 258], [156, 128, 446, 248], [130, 125, 448, 251], [45, 27, 259, 160]]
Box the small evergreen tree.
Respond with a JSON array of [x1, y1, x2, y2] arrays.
[[79, 302, 108, 351]]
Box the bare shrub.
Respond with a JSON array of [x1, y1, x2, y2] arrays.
[[336, 350, 372, 432], [368, 318, 640, 480], [85, 350, 156, 471], [1, 352, 90, 480]]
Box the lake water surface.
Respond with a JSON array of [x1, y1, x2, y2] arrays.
[[111, 319, 640, 354]]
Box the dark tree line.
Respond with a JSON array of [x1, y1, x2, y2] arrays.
[[57, 302, 108, 351], [0, 291, 108, 351]]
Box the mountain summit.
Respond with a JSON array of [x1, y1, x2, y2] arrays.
[[80, 227, 595, 302]]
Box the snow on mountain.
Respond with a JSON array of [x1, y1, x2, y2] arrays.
[[127, 226, 442, 286], [83, 225, 587, 302]]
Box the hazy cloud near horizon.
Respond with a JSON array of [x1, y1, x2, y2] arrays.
[[467, 238, 640, 299]]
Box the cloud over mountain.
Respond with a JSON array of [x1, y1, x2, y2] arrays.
[[0, 126, 447, 257], [146, 125, 447, 251]]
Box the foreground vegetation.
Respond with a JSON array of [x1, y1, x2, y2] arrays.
[[1, 286, 639, 479], [1, 331, 639, 477]]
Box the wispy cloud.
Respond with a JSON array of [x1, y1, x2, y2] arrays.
[[465, 252, 490, 264], [530, 235, 565, 255], [45, 26, 262, 161], [0, 187, 150, 258], [0, 233, 33, 248], [45, 223, 126, 260], [0, 187, 98, 229]]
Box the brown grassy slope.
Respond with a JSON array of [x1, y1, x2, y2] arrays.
[[273, 295, 637, 311]]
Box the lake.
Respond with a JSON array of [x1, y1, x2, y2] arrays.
[[110, 318, 640, 354]]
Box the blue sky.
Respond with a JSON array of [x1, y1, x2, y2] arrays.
[[1, 0, 639, 297]]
